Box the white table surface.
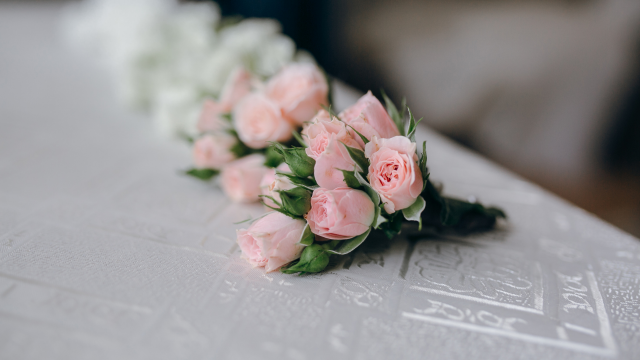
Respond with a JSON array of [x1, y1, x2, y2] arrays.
[[1, 3, 639, 360]]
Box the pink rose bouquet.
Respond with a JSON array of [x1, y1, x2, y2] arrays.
[[236, 91, 506, 274], [183, 63, 330, 202]]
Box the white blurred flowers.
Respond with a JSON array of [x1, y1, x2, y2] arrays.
[[62, 0, 310, 138]]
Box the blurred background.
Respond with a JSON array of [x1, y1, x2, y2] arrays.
[[215, 0, 640, 237], [2, 0, 639, 236]]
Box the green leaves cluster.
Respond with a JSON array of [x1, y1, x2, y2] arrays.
[[380, 90, 423, 142], [270, 143, 315, 178], [261, 143, 318, 220], [262, 186, 313, 220], [420, 180, 506, 232]]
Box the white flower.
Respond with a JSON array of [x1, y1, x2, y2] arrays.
[[218, 19, 281, 53], [152, 85, 201, 139], [199, 50, 243, 97], [254, 35, 296, 76], [63, 0, 319, 139]]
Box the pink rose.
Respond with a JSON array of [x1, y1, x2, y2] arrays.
[[339, 91, 400, 147], [221, 154, 268, 202], [218, 66, 253, 111], [302, 111, 359, 160], [365, 136, 423, 213], [233, 92, 293, 149], [310, 108, 332, 123], [193, 133, 237, 169], [259, 163, 293, 208], [302, 115, 363, 189], [265, 63, 329, 125], [197, 67, 253, 133], [306, 188, 374, 240], [196, 100, 227, 133], [237, 212, 306, 272]]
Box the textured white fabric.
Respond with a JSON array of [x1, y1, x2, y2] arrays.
[[0, 3, 639, 360]]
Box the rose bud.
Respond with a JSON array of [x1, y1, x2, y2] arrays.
[[265, 63, 329, 125], [221, 154, 268, 202], [306, 188, 375, 240], [233, 92, 293, 149], [236, 212, 306, 272], [365, 136, 423, 213], [193, 133, 237, 169], [196, 100, 227, 133], [281, 243, 330, 274], [259, 163, 294, 208], [197, 67, 253, 133], [339, 91, 400, 147], [218, 66, 254, 111], [302, 114, 363, 189]]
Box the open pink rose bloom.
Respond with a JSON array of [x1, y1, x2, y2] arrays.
[[221, 154, 268, 202], [365, 136, 423, 213], [339, 90, 400, 146], [266, 63, 329, 125], [233, 92, 293, 149], [192, 133, 237, 169], [306, 187, 375, 240]]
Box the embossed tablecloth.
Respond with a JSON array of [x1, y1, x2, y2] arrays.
[[1, 3, 639, 360]]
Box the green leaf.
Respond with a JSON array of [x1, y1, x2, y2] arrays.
[[321, 104, 341, 120], [327, 228, 372, 255], [421, 180, 506, 230], [351, 170, 384, 229], [275, 171, 317, 189], [273, 144, 316, 178], [439, 198, 502, 227], [278, 187, 312, 217], [281, 244, 331, 274], [324, 70, 334, 108], [402, 196, 426, 230], [233, 217, 252, 225], [338, 168, 361, 189], [419, 141, 429, 191], [179, 133, 195, 144], [184, 168, 219, 181], [342, 143, 369, 174], [298, 223, 314, 246], [354, 171, 380, 206], [347, 125, 370, 145], [232, 211, 272, 225], [262, 202, 300, 220], [264, 145, 284, 168], [406, 108, 423, 143], [292, 130, 307, 148], [220, 112, 232, 123], [380, 211, 403, 239], [381, 89, 404, 136], [229, 140, 252, 158], [373, 211, 388, 229], [424, 180, 450, 225], [258, 194, 282, 208]]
